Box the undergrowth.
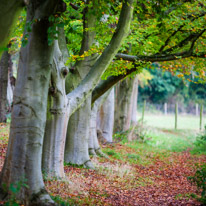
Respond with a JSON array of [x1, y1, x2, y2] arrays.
[[188, 163, 206, 205]]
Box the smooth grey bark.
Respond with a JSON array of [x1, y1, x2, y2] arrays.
[[0, 0, 24, 57], [97, 88, 114, 143], [0, 0, 64, 205], [89, 89, 112, 156], [65, 97, 92, 167], [131, 76, 138, 125], [65, 58, 98, 168], [114, 77, 135, 133], [7, 49, 14, 111], [0, 51, 10, 122], [42, 40, 69, 179]]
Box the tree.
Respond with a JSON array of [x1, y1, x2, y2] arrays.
[[0, 50, 11, 122], [114, 76, 138, 133], [89, 88, 114, 156], [96, 88, 115, 143]]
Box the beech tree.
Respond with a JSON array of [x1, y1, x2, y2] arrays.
[[0, 0, 135, 205], [114, 76, 138, 133], [0, 51, 11, 122], [96, 88, 114, 143]]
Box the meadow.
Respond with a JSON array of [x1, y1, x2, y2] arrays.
[[141, 113, 206, 130]]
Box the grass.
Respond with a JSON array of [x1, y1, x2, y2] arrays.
[[141, 113, 206, 130], [146, 128, 197, 152]]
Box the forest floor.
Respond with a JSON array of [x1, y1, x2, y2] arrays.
[[0, 122, 206, 206]]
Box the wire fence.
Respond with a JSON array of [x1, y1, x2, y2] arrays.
[[138, 102, 205, 116]]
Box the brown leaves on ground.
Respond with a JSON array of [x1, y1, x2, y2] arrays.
[[0, 123, 9, 170], [46, 142, 205, 206], [0, 123, 205, 205]]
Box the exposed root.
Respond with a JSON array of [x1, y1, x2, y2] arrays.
[[95, 148, 110, 159], [30, 188, 56, 206], [0, 186, 7, 201], [89, 148, 97, 156], [84, 160, 95, 169]]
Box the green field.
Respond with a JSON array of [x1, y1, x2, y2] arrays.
[[139, 113, 206, 130]]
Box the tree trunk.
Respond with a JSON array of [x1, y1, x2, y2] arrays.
[[131, 76, 138, 125], [65, 97, 93, 168], [97, 88, 114, 143], [0, 51, 10, 122], [89, 89, 113, 156], [7, 58, 15, 112], [0, 1, 63, 204], [114, 77, 135, 133], [42, 40, 69, 179]]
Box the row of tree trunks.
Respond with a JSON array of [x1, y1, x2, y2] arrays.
[[0, 0, 135, 204]]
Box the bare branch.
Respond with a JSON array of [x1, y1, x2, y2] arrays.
[[69, 3, 79, 11]]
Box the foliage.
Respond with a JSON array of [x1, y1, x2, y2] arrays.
[[139, 67, 185, 103], [139, 67, 206, 110], [102, 148, 121, 160], [3, 178, 28, 206], [192, 126, 206, 155], [51, 195, 73, 206], [188, 164, 206, 204], [9, 10, 26, 54], [6, 0, 206, 82]]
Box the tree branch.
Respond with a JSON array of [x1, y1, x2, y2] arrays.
[[189, 29, 206, 53], [162, 29, 205, 54], [92, 48, 206, 103], [159, 26, 184, 53], [69, 3, 79, 11]]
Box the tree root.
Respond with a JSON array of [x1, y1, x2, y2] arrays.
[[30, 188, 56, 206], [95, 148, 110, 159], [84, 160, 95, 169], [89, 148, 97, 156]]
